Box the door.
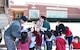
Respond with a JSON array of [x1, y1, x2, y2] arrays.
[[14, 11, 23, 20]]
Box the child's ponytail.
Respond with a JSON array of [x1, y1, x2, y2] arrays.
[[20, 32, 28, 44]]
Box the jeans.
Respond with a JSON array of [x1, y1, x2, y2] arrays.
[[44, 32, 47, 50], [36, 45, 41, 50], [4, 35, 16, 50], [29, 47, 35, 50], [46, 41, 52, 50], [66, 35, 73, 46]]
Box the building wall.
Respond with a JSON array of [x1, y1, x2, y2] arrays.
[[28, 5, 46, 17], [8, 4, 80, 20], [8, 9, 15, 20], [68, 8, 80, 18], [0, 0, 5, 6]]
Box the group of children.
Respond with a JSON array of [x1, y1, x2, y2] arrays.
[[54, 23, 80, 50], [16, 22, 80, 50], [17, 26, 43, 50]]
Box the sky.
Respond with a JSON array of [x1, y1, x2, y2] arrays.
[[13, 0, 80, 6]]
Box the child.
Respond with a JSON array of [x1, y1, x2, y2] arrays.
[[28, 27, 35, 37], [54, 30, 66, 50], [70, 36, 80, 50], [17, 32, 31, 50], [58, 24, 73, 47], [45, 31, 53, 50], [35, 26, 42, 50], [64, 26, 73, 48], [79, 37, 80, 44], [29, 32, 36, 50], [55, 21, 61, 31]]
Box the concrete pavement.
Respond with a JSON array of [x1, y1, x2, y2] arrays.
[[0, 22, 80, 50]]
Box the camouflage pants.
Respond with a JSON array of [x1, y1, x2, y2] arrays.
[[4, 35, 16, 50]]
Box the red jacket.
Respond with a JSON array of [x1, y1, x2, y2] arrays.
[[36, 32, 42, 46], [64, 27, 72, 37], [71, 42, 80, 49], [56, 37, 66, 50]]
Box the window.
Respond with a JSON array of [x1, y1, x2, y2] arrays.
[[29, 10, 39, 18], [47, 11, 67, 18]]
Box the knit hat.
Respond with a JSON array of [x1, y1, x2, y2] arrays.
[[21, 16, 28, 22]]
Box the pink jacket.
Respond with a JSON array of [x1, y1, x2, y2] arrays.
[[17, 37, 30, 50]]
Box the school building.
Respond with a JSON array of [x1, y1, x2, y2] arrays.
[[8, 2, 80, 21]]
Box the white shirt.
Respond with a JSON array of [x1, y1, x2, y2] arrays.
[[46, 36, 54, 41], [29, 36, 36, 48], [20, 28, 32, 37], [36, 21, 43, 27]]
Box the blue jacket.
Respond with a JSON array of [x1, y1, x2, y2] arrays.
[[4, 20, 21, 40]]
